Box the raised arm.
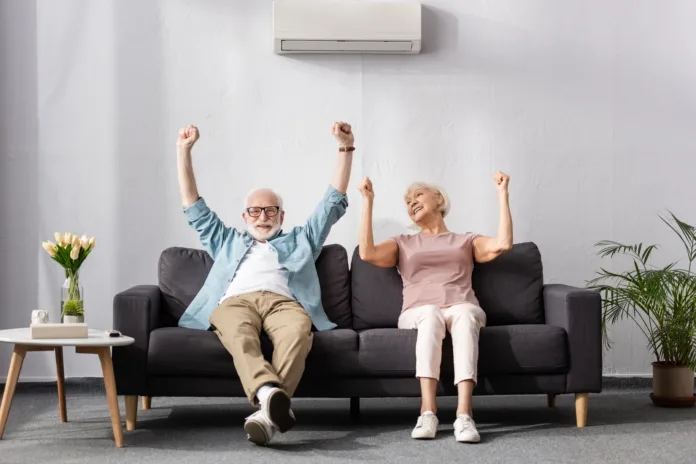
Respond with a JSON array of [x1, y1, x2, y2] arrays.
[[177, 125, 201, 207], [302, 122, 356, 256], [473, 171, 513, 263], [357, 177, 398, 267], [331, 121, 354, 194], [177, 125, 231, 259]]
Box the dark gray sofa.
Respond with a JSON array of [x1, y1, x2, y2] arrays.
[[112, 242, 602, 429]]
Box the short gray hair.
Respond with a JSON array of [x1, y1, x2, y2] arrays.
[[244, 188, 284, 210], [405, 182, 451, 218]]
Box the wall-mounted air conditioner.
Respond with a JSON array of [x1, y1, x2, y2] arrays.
[[273, 1, 422, 54]]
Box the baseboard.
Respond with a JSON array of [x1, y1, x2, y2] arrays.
[[1, 375, 656, 392], [0, 377, 106, 394]]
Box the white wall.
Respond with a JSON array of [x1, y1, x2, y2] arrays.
[[2, 0, 695, 380]]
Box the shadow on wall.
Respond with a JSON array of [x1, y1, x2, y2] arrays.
[[0, 0, 38, 360], [114, 0, 167, 291], [372, 218, 411, 243]]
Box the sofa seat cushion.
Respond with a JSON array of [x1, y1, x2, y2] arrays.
[[358, 325, 568, 377], [148, 327, 360, 378]]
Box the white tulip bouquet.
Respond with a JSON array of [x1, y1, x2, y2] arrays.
[[42, 233, 95, 318]]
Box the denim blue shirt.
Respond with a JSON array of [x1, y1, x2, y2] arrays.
[[177, 185, 348, 331]]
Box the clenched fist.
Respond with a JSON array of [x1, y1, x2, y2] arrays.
[[332, 121, 354, 148], [358, 176, 374, 201], [177, 125, 199, 149], [495, 171, 510, 194]]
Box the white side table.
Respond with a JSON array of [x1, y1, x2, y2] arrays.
[[0, 328, 134, 448]]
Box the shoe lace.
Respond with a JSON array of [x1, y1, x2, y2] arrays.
[[457, 414, 475, 429], [417, 414, 437, 429]]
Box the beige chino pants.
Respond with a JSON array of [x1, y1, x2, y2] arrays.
[[210, 291, 313, 405]]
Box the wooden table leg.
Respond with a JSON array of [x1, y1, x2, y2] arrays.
[[0, 345, 28, 439], [98, 348, 124, 448], [55, 347, 67, 422], [142, 396, 151, 410], [77, 346, 124, 448]]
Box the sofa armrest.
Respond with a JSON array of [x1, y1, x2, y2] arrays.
[[112, 285, 162, 395], [543, 284, 602, 393]]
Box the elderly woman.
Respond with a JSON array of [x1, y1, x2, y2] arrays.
[[357, 171, 513, 443]]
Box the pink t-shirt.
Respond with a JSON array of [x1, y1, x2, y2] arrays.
[[389, 232, 481, 312]]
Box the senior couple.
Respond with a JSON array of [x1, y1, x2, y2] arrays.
[[176, 122, 513, 446]]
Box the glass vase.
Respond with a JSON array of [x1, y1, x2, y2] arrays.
[[61, 269, 84, 323]]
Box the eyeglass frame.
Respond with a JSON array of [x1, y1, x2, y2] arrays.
[[245, 206, 282, 218]]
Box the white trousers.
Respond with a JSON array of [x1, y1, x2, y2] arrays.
[[397, 303, 487, 385]]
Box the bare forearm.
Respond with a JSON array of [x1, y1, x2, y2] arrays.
[[497, 193, 513, 250], [331, 152, 353, 194], [359, 199, 376, 259], [177, 147, 200, 208]]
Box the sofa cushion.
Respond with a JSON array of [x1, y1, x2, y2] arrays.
[[157, 244, 352, 328], [350, 248, 403, 330], [471, 242, 544, 325], [357, 325, 567, 377], [314, 244, 352, 329], [159, 247, 213, 321], [350, 242, 545, 330], [148, 327, 360, 377]]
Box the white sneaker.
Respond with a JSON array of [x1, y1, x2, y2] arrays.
[[411, 412, 439, 439], [454, 414, 480, 443], [244, 410, 276, 446], [262, 387, 296, 433]]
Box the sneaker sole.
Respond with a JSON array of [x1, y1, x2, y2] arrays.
[[244, 420, 270, 446], [265, 389, 295, 433], [412, 434, 436, 440]]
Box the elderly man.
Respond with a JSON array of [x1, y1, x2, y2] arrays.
[[175, 122, 355, 445]]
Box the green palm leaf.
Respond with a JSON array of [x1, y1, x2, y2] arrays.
[[588, 213, 696, 369]]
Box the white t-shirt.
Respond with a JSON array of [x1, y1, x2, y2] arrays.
[[219, 240, 294, 303]]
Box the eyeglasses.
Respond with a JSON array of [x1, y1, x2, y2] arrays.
[[246, 206, 281, 218]]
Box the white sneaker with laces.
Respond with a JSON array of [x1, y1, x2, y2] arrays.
[[244, 410, 276, 446], [262, 387, 297, 433], [411, 412, 439, 439], [454, 414, 480, 443]]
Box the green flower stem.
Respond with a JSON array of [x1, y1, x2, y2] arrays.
[[62, 269, 84, 317]]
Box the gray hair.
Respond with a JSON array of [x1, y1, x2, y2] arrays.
[[244, 188, 284, 210], [405, 182, 451, 218]]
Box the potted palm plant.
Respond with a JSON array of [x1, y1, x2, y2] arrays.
[[588, 212, 696, 407]]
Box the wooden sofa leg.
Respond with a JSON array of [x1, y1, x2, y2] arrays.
[[142, 396, 151, 410], [547, 394, 556, 408], [350, 397, 360, 421], [125, 395, 137, 431], [575, 393, 588, 427]]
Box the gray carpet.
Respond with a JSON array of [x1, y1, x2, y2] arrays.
[[1, 382, 695, 464]]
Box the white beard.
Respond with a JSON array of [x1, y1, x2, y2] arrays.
[[247, 221, 281, 241]]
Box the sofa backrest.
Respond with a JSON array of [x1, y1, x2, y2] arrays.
[[157, 244, 353, 329], [350, 242, 544, 329]]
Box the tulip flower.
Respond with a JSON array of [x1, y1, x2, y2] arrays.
[[54, 232, 63, 244], [70, 244, 80, 260], [42, 241, 57, 257], [72, 235, 81, 248], [88, 237, 95, 250], [80, 235, 89, 249], [64, 232, 73, 246]]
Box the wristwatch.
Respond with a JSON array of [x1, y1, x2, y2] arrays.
[[339, 146, 356, 152]]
